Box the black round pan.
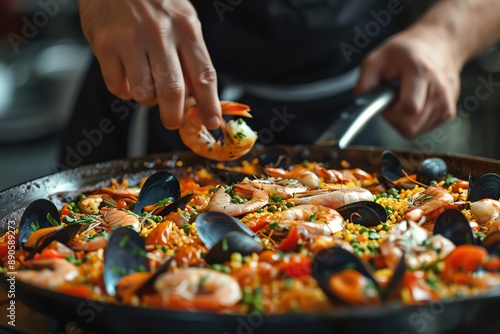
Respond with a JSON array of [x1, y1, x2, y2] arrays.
[[2, 145, 500, 334]]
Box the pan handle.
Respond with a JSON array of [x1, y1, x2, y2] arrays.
[[315, 82, 398, 149]]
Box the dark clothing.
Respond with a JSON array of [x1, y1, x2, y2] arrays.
[[58, 0, 415, 168]]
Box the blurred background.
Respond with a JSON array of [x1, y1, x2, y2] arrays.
[[0, 0, 499, 191]]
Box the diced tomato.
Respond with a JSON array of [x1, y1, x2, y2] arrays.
[[33, 248, 67, 260], [278, 226, 300, 252], [247, 216, 270, 232], [279, 254, 312, 278], [0, 243, 8, 259], [117, 199, 129, 210], [61, 203, 72, 216], [60, 285, 91, 299]]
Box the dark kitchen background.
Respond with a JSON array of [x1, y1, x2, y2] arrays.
[[0, 0, 500, 191]]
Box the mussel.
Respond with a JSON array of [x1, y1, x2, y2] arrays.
[[416, 158, 448, 185], [312, 246, 405, 306], [156, 193, 194, 217], [195, 212, 263, 264], [336, 201, 386, 227], [104, 227, 150, 296], [18, 199, 61, 249], [380, 150, 448, 189], [433, 209, 476, 246], [134, 172, 181, 215], [25, 223, 84, 260], [467, 173, 500, 202], [259, 147, 291, 169], [434, 209, 500, 257], [208, 166, 255, 184]]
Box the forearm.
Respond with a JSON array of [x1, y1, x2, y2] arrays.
[[412, 0, 500, 69]]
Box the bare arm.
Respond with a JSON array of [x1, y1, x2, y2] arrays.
[[356, 0, 500, 138], [78, 0, 221, 131]]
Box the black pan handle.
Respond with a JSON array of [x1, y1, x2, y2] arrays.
[[315, 82, 398, 149]]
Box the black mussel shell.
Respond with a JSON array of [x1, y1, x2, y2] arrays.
[[104, 227, 150, 296], [204, 231, 264, 264], [195, 211, 259, 248], [134, 257, 173, 296], [25, 223, 83, 260], [156, 193, 194, 217], [416, 158, 447, 185], [481, 231, 500, 257], [134, 172, 181, 215], [380, 150, 407, 189], [312, 246, 377, 304], [209, 167, 253, 184], [467, 173, 500, 202], [384, 254, 406, 302], [336, 201, 386, 227], [434, 209, 476, 246], [19, 199, 61, 249], [259, 147, 291, 169]]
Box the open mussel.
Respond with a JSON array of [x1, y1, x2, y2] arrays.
[[25, 223, 84, 260], [104, 227, 150, 296], [433, 209, 476, 246], [195, 211, 259, 248], [467, 173, 500, 202], [18, 199, 61, 249], [336, 201, 386, 227], [380, 150, 448, 189], [312, 246, 405, 306], [134, 172, 181, 215], [195, 212, 263, 264], [156, 193, 194, 217], [259, 147, 291, 169], [204, 231, 264, 264]]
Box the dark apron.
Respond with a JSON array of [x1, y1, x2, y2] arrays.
[[58, 0, 413, 168]]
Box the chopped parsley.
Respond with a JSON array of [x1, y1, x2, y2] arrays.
[[269, 222, 281, 230], [46, 213, 60, 226], [119, 235, 130, 248], [30, 220, 40, 232]]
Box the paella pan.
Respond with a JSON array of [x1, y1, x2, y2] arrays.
[[2, 145, 500, 334]]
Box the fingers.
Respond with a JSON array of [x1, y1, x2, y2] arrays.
[[97, 53, 130, 100], [177, 15, 221, 130], [354, 53, 384, 96]]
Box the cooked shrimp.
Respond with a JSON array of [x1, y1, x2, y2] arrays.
[[470, 199, 500, 229], [288, 187, 373, 209], [16, 258, 79, 290], [404, 186, 454, 222], [233, 179, 308, 200], [268, 205, 344, 236], [208, 187, 268, 216], [179, 101, 258, 161], [315, 167, 373, 185], [265, 166, 320, 189], [154, 267, 242, 311], [102, 208, 141, 231]]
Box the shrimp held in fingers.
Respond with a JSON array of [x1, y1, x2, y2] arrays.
[[153, 267, 242, 311], [179, 101, 258, 161]]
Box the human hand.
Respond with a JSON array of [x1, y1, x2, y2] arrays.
[[78, 0, 221, 130], [354, 25, 462, 138]]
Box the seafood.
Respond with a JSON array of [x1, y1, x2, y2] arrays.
[[179, 101, 258, 161], [288, 187, 373, 209], [16, 258, 79, 290], [153, 268, 242, 310], [268, 205, 344, 236], [265, 166, 321, 189], [207, 187, 268, 216], [7, 152, 500, 317], [404, 186, 455, 222], [233, 179, 308, 200], [102, 208, 141, 231]]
